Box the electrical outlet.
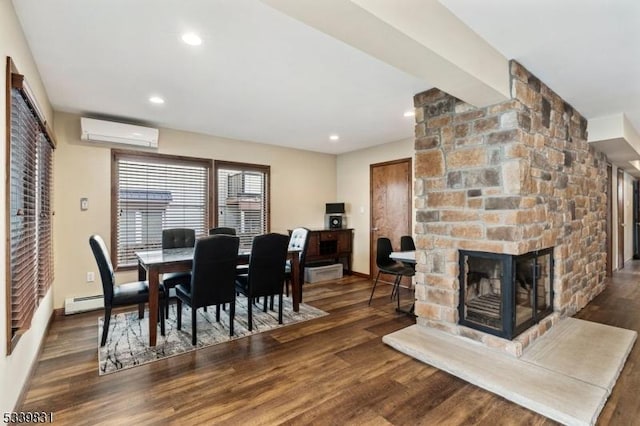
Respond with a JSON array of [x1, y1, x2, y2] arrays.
[[86, 271, 95, 282]]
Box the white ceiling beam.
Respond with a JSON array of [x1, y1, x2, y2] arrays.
[[261, 0, 509, 107]]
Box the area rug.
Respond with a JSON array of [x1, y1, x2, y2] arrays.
[[98, 296, 327, 375], [383, 318, 636, 426]]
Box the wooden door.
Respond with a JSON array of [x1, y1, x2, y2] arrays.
[[370, 158, 412, 284], [618, 168, 625, 270]]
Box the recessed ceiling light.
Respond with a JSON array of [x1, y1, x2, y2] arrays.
[[181, 32, 202, 46], [329, 134, 339, 141], [403, 110, 415, 117], [149, 96, 165, 105]]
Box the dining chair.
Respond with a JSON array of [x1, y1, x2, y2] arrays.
[[368, 237, 414, 306], [235, 233, 289, 331], [210, 227, 246, 276], [161, 228, 196, 317], [89, 234, 165, 346], [284, 227, 310, 298], [399, 235, 416, 272], [209, 227, 236, 235], [175, 234, 240, 345]]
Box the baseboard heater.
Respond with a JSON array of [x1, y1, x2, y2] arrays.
[[64, 295, 104, 315]]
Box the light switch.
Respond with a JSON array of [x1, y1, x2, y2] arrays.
[[80, 197, 89, 211]]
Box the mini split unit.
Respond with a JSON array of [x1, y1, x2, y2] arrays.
[[80, 117, 159, 148]]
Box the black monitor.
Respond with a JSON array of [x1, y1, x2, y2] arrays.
[[325, 202, 345, 214]]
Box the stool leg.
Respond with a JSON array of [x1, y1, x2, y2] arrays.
[[368, 271, 382, 305]]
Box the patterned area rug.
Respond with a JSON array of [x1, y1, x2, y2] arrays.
[[98, 296, 327, 375]]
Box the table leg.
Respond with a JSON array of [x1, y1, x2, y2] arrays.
[[148, 268, 159, 346], [290, 254, 301, 312]]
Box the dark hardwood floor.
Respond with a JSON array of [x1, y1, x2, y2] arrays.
[[18, 263, 640, 425]]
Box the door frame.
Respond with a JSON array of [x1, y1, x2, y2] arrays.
[[617, 168, 625, 270], [606, 164, 613, 277]]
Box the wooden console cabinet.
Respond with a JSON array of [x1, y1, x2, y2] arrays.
[[305, 229, 353, 274]]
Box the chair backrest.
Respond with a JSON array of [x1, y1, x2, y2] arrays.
[[247, 233, 290, 298], [400, 235, 416, 251], [399, 235, 416, 270], [376, 237, 396, 268], [89, 235, 115, 305], [288, 227, 310, 283], [190, 235, 240, 307], [162, 228, 196, 249], [288, 227, 310, 263], [209, 227, 236, 236]]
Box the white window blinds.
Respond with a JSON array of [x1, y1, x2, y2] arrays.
[[215, 161, 270, 250], [113, 151, 211, 268]]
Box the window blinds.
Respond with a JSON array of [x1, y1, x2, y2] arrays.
[[113, 152, 211, 268], [7, 63, 55, 352], [215, 162, 270, 250]]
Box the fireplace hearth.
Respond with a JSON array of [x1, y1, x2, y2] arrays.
[[458, 248, 554, 340]]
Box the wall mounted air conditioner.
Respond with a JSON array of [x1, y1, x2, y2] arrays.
[[80, 117, 159, 148]]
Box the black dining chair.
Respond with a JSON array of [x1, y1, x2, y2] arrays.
[[368, 237, 415, 307], [161, 228, 196, 317], [89, 234, 165, 346], [209, 227, 236, 235], [210, 227, 247, 276], [400, 235, 416, 272], [175, 234, 240, 345], [235, 233, 289, 331], [284, 227, 310, 298]]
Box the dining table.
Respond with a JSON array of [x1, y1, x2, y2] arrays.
[[135, 246, 302, 346]]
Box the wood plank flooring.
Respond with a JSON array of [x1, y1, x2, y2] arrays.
[[18, 263, 640, 425]]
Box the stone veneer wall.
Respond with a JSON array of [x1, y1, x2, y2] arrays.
[[413, 61, 608, 356]]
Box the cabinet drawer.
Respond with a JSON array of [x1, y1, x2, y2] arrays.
[[319, 232, 336, 241]]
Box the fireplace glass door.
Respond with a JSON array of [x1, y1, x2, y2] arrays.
[[514, 251, 553, 331], [459, 248, 554, 340]]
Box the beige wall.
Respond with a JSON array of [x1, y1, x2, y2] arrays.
[[53, 111, 337, 307], [336, 137, 414, 275], [0, 0, 55, 413]]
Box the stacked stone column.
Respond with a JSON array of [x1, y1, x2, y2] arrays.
[[413, 61, 608, 356]]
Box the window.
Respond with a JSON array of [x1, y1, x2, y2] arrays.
[[215, 161, 270, 250], [5, 58, 56, 354], [112, 151, 212, 269]]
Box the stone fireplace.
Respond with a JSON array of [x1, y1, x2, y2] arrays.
[[413, 61, 608, 356]]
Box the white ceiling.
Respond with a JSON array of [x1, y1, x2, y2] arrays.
[[440, 0, 640, 136], [11, 0, 640, 156], [11, 0, 430, 154]]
